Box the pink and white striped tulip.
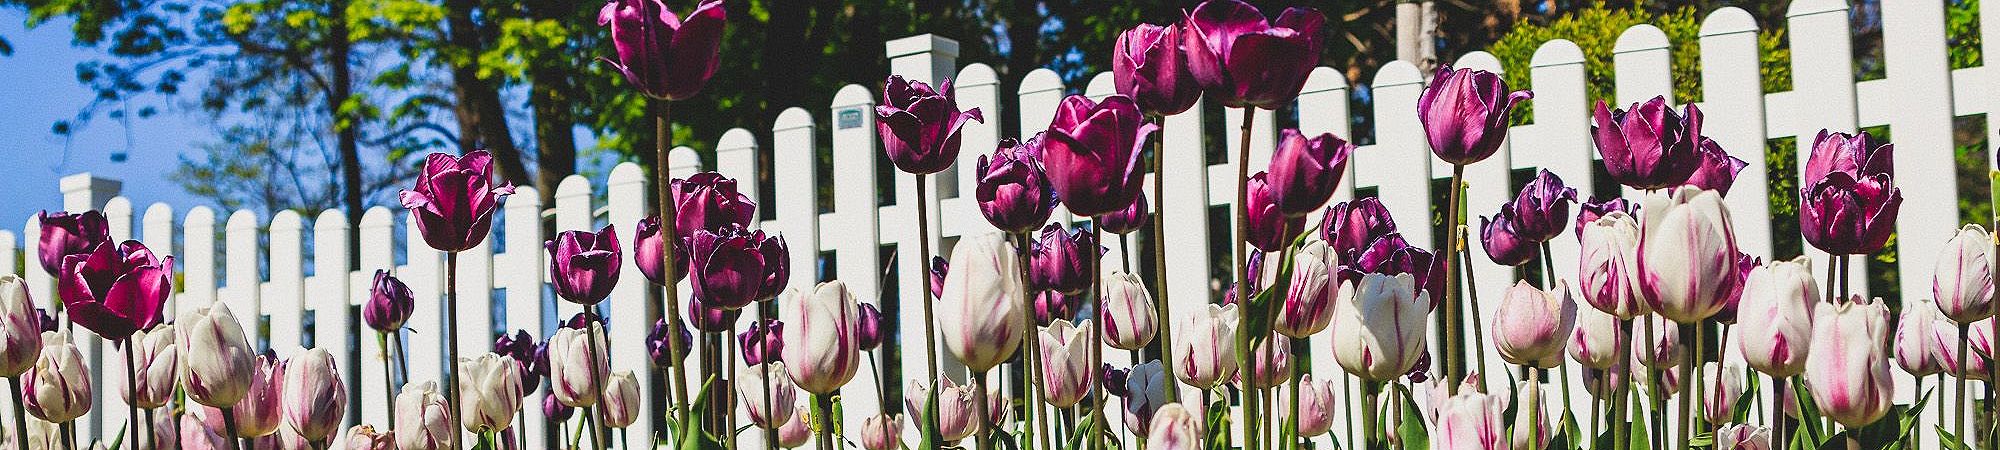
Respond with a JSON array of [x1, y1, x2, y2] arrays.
[[1173, 304, 1239, 388], [233, 352, 285, 438], [1568, 304, 1625, 369], [1715, 423, 1771, 450], [345, 425, 393, 450], [940, 232, 1028, 372], [783, 281, 861, 394], [1938, 318, 1993, 380], [905, 377, 979, 442], [1276, 239, 1339, 338], [1935, 224, 1996, 324], [1701, 362, 1745, 424], [1294, 375, 1336, 437], [459, 353, 524, 433], [602, 370, 641, 428], [738, 361, 798, 428], [548, 323, 609, 407], [177, 303, 256, 407], [1101, 271, 1158, 350], [1637, 186, 1741, 323], [1146, 403, 1202, 450], [0, 276, 40, 377], [1040, 319, 1097, 407], [777, 405, 811, 448], [860, 414, 903, 450], [1246, 332, 1290, 389], [1332, 273, 1428, 381], [1433, 389, 1508, 450], [1894, 298, 1946, 377], [1494, 280, 1577, 368], [1512, 381, 1550, 450], [1804, 296, 1894, 428], [1578, 211, 1646, 318], [1735, 257, 1817, 377], [281, 348, 346, 442], [24, 331, 89, 423], [394, 381, 451, 450], [126, 324, 177, 409]]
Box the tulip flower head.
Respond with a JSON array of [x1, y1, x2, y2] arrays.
[[177, 303, 256, 407], [1114, 22, 1201, 116], [940, 233, 1029, 372], [1030, 223, 1101, 295], [1147, 403, 1203, 450], [363, 270, 414, 332], [602, 370, 641, 428], [1320, 197, 1398, 265], [647, 317, 693, 368], [36, 210, 110, 276], [857, 302, 885, 350], [1894, 298, 1947, 377], [860, 414, 904, 450], [1493, 280, 1577, 368], [282, 348, 347, 442], [782, 281, 861, 394], [633, 215, 689, 286], [24, 331, 90, 423], [1346, 233, 1445, 309], [492, 330, 541, 393], [549, 323, 610, 407], [1294, 375, 1336, 437], [738, 361, 797, 428], [1805, 296, 1895, 428], [1568, 304, 1626, 370], [1574, 197, 1637, 238], [877, 75, 985, 175], [126, 324, 177, 409], [687, 224, 789, 310], [1332, 273, 1429, 381], [399, 151, 514, 252], [1243, 172, 1306, 253], [975, 136, 1058, 233], [58, 240, 173, 341], [395, 381, 452, 450], [1245, 332, 1290, 389], [1701, 362, 1746, 424], [1432, 389, 1508, 450], [1173, 304, 1240, 388], [668, 172, 759, 237], [1040, 319, 1098, 407], [546, 225, 623, 305], [1181, 0, 1325, 109], [1934, 224, 1995, 323], [1101, 271, 1158, 350], [1267, 129, 1354, 216], [1041, 94, 1157, 217], [1100, 192, 1151, 235], [1479, 210, 1537, 266], [1512, 381, 1552, 450], [777, 405, 811, 448], [346, 425, 393, 450], [459, 353, 525, 433], [738, 319, 784, 366], [1735, 257, 1818, 377], [1938, 318, 1993, 381], [905, 377, 979, 442], [0, 275, 44, 377], [1420, 65, 1532, 165], [1275, 240, 1339, 338], [232, 351, 285, 438], [1120, 361, 1170, 434], [597, 0, 725, 101], [1592, 97, 1704, 189], [1638, 186, 1741, 323], [1799, 130, 1900, 255], [1506, 169, 1578, 242], [1716, 423, 1772, 450], [1684, 139, 1749, 195]]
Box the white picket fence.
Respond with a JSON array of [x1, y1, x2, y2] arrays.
[[3, 0, 1996, 448]]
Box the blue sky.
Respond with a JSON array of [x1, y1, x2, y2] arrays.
[[0, 9, 206, 228]]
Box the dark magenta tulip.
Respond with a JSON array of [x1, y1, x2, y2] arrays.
[[1344, 234, 1443, 310], [36, 210, 109, 276], [1592, 97, 1702, 190], [670, 172, 758, 238], [1031, 223, 1103, 295], [1267, 129, 1354, 217], [1099, 192, 1150, 235], [647, 318, 694, 368], [857, 302, 884, 350], [1480, 212, 1536, 267], [1711, 252, 1761, 325], [927, 256, 948, 300], [543, 394, 575, 422], [1042, 94, 1158, 217], [687, 295, 741, 333], [1574, 197, 1636, 238], [1113, 23, 1201, 116], [492, 330, 540, 394], [362, 270, 413, 332], [1320, 197, 1397, 265], [1034, 290, 1082, 326], [598, 0, 725, 101], [546, 225, 622, 306], [564, 311, 607, 330], [1180, 0, 1325, 109], [737, 319, 783, 366], [1419, 65, 1532, 165], [633, 216, 689, 286], [688, 225, 788, 310], [877, 76, 985, 175], [976, 136, 1057, 233], [1244, 172, 1305, 253], [58, 240, 173, 341], [1683, 139, 1748, 196], [1506, 169, 1578, 242], [1801, 130, 1899, 255], [400, 151, 515, 253]]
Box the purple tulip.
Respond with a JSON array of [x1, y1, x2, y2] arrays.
[[1268, 129, 1354, 216], [563, 311, 607, 330], [688, 225, 788, 309], [1030, 223, 1102, 295], [1800, 130, 1900, 255], [928, 256, 948, 300], [687, 295, 743, 333], [1345, 234, 1443, 310], [647, 318, 693, 368], [546, 225, 622, 305], [976, 136, 1058, 233], [1099, 192, 1150, 235], [1420, 65, 1532, 165], [35, 210, 109, 276], [1114, 23, 1201, 116], [493, 330, 540, 392], [738, 319, 783, 366], [1035, 290, 1082, 326], [1506, 169, 1578, 242], [1245, 172, 1305, 252], [59, 240, 173, 340], [597, 0, 724, 101], [1042, 94, 1158, 217], [1592, 97, 1702, 190], [670, 172, 759, 238], [1684, 139, 1748, 195], [363, 270, 414, 332], [1320, 197, 1397, 265], [33, 309, 55, 333], [1480, 212, 1536, 266], [1181, 0, 1325, 109], [633, 216, 689, 286], [1711, 252, 1761, 324], [857, 303, 884, 350], [542, 393, 575, 422], [877, 76, 985, 175], [1574, 197, 1636, 238], [399, 151, 514, 253]]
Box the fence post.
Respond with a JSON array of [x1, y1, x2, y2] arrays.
[[829, 83, 888, 443], [1700, 7, 1773, 261], [1787, 0, 1866, 299]]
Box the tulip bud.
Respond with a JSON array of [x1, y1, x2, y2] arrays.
[[1348, 233, 1446, 309], [860, 414, 903, 450], [1244, 172, 1306, 253], [1146, 403, 1202, 450], [459, 353, 524, 433], [1243, 335, 1292, 391], [181, 414, 229, 450], [1800, 130, 1899, 255], [1635, 315, 1682, 370], [1592, 97, 1703, 190], [1736, 257, 1818, 377], [24, 331, 89, 423], [1276, 240, 1339, 338], [1433, 389, 1508, 450], [1715, 423, 1772, 450], [782, 282, 860, 394], [877, 75, 985, 175], [345, 425, 393, 450], [1805, 296, 1894, 428], [1101, 272, 1158, 350], [395, 381, 452, 450], [597, 0, 725, 101], [739, 361, 798, 429], [399, 151, 514, 252], [178, 304, 255, 409], [975, 137, 1057, 233], [689, 225, 789, 309], [1042, 94, 1157, 216], [1934, 224, 1996, 323], [668, 172, 759, 237], [928, 256, 948, 299], [602, 370, 640, 429], [1030, 223, 1101, 295], [543, 393, 575, 422], [546, 225, 623, 305], [36, 210, 110, 276], [1638, 186, 1741, 323], [1172, 304, 1240, 388], [777, 405, 811, 448], [1494, 281, 1577, 368], [633, 216, 689, 286], [1320, 198, 1398, 265], [1120, 361, 1170, 434], [1568, 305, 1625, 370], [1508, 170, 1579, 242], [1267, 129, 1353, 216], [1040, 319, 1097, 407], [282, 348, 346, 441], [59, 240, 173, 341], [0, 276, 43, 377], [1113, 22, 1200, 116], [857, 303, 885, 350], [1293, 375, 1335, 437], [1938, 318, 1992, 381], [124, 325, 176, 409], [1894, 298, 1947, 377], [549, 323, 610, 407], [1577, 211, 1645, 318], [905, 377, 979, 442], [1181, 0, 1325, 109], [940, 234, 1029, 373], [1099, 193, 1150, 235], [647, 318, 693, 368], [738, 319, 784, 366], [232, 352, 285, 438], [1512, 381, 1551, 450], [1332, 274, 1429, 381], [1702, 362, 1745, 425], [1420, 65, 1532, 165], [1479, 210, 1536, 266], [362, 270, 414, 332]]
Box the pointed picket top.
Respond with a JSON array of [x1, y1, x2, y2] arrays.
[[1614, 24, 1671, 54], [1531, 39, 1586, 68], [1701, 7, 1759, 37], [776, 107, 814, 130], [957, 62, 999, 87]]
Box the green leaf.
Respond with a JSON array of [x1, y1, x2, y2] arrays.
[[1627, 414, 1650, 450], [1547, 411, 1580, 450], [676, 376, 727, 450], [1791, 380, 1828, 448], [1936, 425, 1972, 450], [1205, 398, 1232, 450], [1394, 384, 1429, 450], [1064, 413, 1098, 450], [1731, 369, 1762, 424], [918, 386, 944, 450]]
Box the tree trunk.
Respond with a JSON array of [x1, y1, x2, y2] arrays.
[[330, 0, 363, 271], [442, 0, 530, 191], [526, 0, 578, 234]]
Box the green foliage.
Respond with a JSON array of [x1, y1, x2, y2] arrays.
[[1949, 0, 1984, 70]]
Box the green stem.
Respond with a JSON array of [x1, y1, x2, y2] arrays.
[[378, 332, 398, 430], [8, 377, 25, 450], [1016, 232, 1051, 450], [1148, 118, 1176, 405], [655, 102, 690, 410], [1459, 224, 1486, 386], [1231, 106, 1257, 450], [1360, 382, 1380, 449], [446, 251, 463, 450], [1287, 338, 1302, 450], [1444, 164, 1465, 393], [1087, 223, 1107, 450]]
